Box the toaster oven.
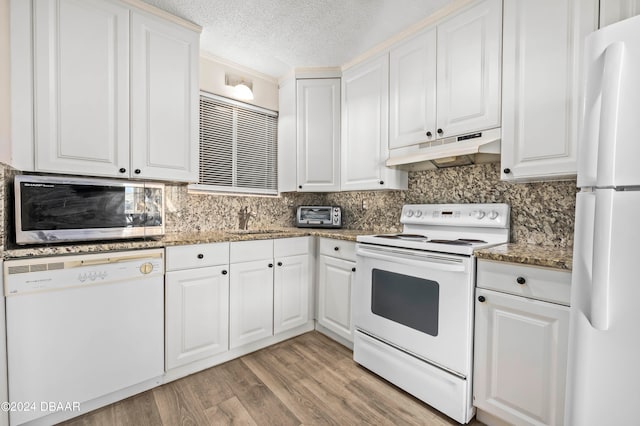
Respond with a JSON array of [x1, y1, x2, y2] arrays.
[[296, 206, 342, 228]]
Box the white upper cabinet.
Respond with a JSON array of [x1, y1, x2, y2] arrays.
[[296, 78, 341, 192], [341, 54, 408, 191], [388, 0, 501, 152], [389, 28, 437, 149], [436, 0, 502, 139], [501, 0, 598, 181], [600, 0, 640, 27], [32, 0, 200, 182], [130, 10, 199, 182], [33, 0, 130, 177]]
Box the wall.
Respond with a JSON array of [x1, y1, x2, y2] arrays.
[[1, 162, 575, 248], [200, 54, 279, 111], [324, 163, 576, 247]]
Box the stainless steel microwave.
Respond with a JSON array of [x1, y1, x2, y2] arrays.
[[296, 206, 342, 228], [14, 175, 165, 245]]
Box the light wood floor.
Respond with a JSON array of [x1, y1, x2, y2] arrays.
[[61, 331, 483, 425]]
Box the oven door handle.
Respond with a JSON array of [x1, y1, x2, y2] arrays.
[[356, 246, 467, 272]]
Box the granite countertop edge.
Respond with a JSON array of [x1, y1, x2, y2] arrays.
[[474, 243, 573, 271], [1, 228, 369, 260], [2, 231, 574, 272]]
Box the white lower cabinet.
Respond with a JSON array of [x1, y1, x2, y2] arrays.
[[229, 237, 312, 349], [474, 260, 571, 426], [274, 253, 311, 334], [229, 259, 275, 349], [165, 243, 230, 371], [165, 266, 229, 370], [316, 238, 356, 343]]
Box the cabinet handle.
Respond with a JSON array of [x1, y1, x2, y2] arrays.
[[268, 263, 274, 268], [119, 168, 126, 174], [478, 295, 486, 302], [426, 131, 432, 137], [503, 168, 511, 174], [351, 267, 356, 272], [134, 169, 141, 174], [437, 128, 443, 135], [222, 270, 228, 275], [277, 262, 283, 266], [516, 276, 526, 285], [334, 246, 339, 251], [298, 185, 302, 189], [379, 180, 384, 185], [197, 254, 204, 259]]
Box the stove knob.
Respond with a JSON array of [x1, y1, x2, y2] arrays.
[[405, 209, 415, 218], [415, 210, 423, 218], [474, 210, 486, 219], [488, 210, 499, 220]]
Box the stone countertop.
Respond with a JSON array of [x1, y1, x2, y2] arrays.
[[474, 243, 573, 271], [1, 228, 372, 259]]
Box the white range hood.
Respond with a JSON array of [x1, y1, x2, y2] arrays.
[[386, 127, 501, 171]]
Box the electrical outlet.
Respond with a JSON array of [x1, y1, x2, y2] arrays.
[[362, 199, 368, 210]]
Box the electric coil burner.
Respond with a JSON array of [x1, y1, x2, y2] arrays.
[[353, 203, 510, 424]]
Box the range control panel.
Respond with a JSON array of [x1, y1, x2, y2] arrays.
[[401, 204, 510, 228]]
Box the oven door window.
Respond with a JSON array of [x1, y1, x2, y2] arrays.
[[371, 269, 439, 336]]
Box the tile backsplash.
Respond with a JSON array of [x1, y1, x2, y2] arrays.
[[1, 162, 576, 249]]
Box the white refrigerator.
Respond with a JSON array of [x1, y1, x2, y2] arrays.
[[565, 14, 640, 425]]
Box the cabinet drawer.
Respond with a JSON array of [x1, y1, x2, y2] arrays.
[[274, 237, 311, 258], [476, 260, 571, 306], [319, 238, 356, 261], [166, 243, 229, 271], [230, 239, 274, 263]]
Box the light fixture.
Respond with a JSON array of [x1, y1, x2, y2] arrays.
[[225, 73, 254, 101]]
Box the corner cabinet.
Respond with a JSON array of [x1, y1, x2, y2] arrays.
[[32, 0, 199, 182], [474, 260, 571, 426], [296, 78, 341, 192], [341, 55, 407, 191], [500, 0, 598, 181]]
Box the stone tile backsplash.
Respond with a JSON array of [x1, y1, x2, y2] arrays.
[[1, 162, 577, 249]]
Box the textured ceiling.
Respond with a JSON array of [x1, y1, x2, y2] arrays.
[[140, 0, 453, 78]]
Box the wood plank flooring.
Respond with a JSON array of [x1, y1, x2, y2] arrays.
[[61, 332, 483, 425]]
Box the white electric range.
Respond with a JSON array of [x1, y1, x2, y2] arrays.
[[353, 203, 510, 424]]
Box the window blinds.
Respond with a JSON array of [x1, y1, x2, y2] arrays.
[[197, 93, 278, 195]]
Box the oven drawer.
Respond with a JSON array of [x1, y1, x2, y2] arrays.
[[476, 260, 571, 306], [319, 238, 355, 261], [166, 243, 230, 271]]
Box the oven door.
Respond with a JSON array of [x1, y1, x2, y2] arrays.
[[354, 243, 474, 376]]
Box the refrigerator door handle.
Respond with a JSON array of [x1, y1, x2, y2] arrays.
[[591, 190, 614, 331], [597, 42, 625, 187]]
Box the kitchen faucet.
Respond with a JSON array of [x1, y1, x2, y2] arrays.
[[238, 206, 256, 230]]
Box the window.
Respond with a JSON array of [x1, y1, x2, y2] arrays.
[[193, 92, 278, 195]]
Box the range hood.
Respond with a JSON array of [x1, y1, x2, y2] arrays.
[[386, 127, 501, 171]]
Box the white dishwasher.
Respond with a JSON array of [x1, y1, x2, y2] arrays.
[[4, 249, 165, 426]]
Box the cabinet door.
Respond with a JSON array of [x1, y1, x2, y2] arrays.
[[342, 55, 406, 190], [436, 0, 501, 139], [389, 27, 437, 149], [474, 288, 570, 426], [130, 11, 199, 182], [229, 260, 274, 349], [274, 254, 310, 334], [33, 0, 130, 177], [165, 266, 229, 370], [600, 0, 640, 27], [296, 78, 341, 192], [317, 255, 355, 342], [501, 0, 598, 181]]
